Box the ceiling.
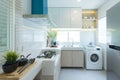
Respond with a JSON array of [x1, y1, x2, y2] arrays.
[[48, 0, 108, 9]]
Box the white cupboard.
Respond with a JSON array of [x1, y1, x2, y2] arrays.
[[59, 8, 71, 28], [70, 8, 82, 28], [48, 8, 82, 28], [49, 8, 60, 27]]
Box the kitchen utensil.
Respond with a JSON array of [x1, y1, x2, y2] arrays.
[[17, 58, 35, 74], [17, 53, 31, 66]]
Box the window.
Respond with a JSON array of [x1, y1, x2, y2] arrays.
[[98, 17, 106, 44], [56, 30, 80, 46], [57, 31, 68, 42], [0, 0, 10, 51], [69, 31, 80, 42]]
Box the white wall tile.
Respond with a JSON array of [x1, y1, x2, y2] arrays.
[[80, 31, 96, 46], [16, 19, 47, 58]]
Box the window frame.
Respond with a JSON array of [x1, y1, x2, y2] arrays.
[[98, 17, 107, 44]]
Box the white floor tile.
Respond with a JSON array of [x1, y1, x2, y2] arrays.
[[60, 68, 106, 80]]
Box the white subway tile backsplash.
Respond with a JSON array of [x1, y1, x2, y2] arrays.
[[16, 19, 47, 57]]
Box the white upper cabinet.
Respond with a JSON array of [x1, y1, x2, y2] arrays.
[[59, 8, 71, 28], [48, 7, 82, 28], [70, 8, 82, 28], [49, 8, 60, 27], [22, 0, 31, 14]]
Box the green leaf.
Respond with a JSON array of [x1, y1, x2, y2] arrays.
[[47, 31, 57, 40], [2, 50, 19, 62]]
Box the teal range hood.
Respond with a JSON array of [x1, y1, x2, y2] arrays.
[[32, 0, 48, 14]]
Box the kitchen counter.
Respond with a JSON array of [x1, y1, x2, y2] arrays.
[[36, 48, 61, 80], [42, 47, 61, 50], [0, 60, 42, 80], [0, 47, 62, 80], [20, 59, 42, 80], [37, 47, 61, 61], [61, 46, 83, 50], [42, 46, 83, 50]]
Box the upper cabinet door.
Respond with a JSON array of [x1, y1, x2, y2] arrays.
[[59, 8, 71, 28], [70, 8, 82, 28], [48, 8, 82, 28], [48, 8, 60, 27], [49, 8, 71, 28]]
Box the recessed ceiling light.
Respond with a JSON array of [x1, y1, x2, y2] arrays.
[[77, 0, 81, 2], [73, 10, 78, 14]]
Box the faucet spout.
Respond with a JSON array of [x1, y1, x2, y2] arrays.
[[72, 40, 74, 47]]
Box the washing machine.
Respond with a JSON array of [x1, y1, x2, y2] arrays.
[[85, 46, 102, 70]]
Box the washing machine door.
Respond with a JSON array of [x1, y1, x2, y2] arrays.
[[90, 54, 99, 62]]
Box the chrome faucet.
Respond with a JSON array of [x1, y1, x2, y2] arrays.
[[71, 40, 74, 47]]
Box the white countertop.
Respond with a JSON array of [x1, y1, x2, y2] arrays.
[[0, 59, 42, 80], [42, 46, 83, 50], [37, 48, 61, 61], [20, 59, 42, 80], [42, 47, 61, 50], [61, 47, 83, 50], [0, 47, 61, 80], [21, 51, 61, 80], [36, 48, 61, 76]]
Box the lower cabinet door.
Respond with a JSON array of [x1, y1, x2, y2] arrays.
[[72, 51, 84, 67], [61, 50, 72, 67]]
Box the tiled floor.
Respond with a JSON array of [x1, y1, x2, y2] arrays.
[[107, 72, 120, 80], [60, 68, 106, 80]]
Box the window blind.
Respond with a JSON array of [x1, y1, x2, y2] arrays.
[[0, 0, 10, 51]]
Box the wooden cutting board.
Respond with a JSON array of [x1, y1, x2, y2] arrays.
[[0, 62, 37, 80]]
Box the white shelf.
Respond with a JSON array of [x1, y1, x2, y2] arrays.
[[82, 10, 97, 29]]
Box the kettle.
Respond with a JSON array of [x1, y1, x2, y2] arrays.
[[18, 54, 31, 66]]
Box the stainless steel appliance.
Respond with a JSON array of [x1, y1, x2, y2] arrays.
[[107, 1, 120, 80]]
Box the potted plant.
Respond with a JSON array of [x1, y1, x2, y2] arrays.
[[47, 30, 57, 47], [2, 50, 19, 73]]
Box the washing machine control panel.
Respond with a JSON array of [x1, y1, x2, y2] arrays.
[[85, 46, 101, 51], [96, 48, 100, 50]]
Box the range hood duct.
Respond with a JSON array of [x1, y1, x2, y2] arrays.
[[23, 0, 57, 27], [32, 0, 48, 14], [23, 0, 48, 17]]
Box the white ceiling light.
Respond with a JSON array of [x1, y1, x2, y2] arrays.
[[73, 10, 78, 14], [77, 0, 81, 2]]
